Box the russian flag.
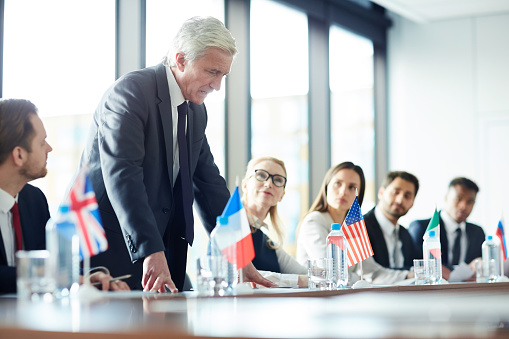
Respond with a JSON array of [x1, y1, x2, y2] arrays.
[[217, 186, 255, 269], [496, 220, 507, 261]]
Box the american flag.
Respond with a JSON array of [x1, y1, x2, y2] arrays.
[[58, 166, 108, 259], [341, 196, 374, 266]]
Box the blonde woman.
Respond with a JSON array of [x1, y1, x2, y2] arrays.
[[241, 156, 307, 287]]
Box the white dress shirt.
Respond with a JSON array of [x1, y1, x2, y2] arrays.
[[0, 188, 18, 266], [375, 206, 404, 268], [249, 215, 307, 287], [297, 210, 410, 285], [441, 211, 467, 265], [165, 65, 187, 185]]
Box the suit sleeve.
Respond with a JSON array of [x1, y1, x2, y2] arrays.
[[96, 76, 165, 260], [297, 212, 330, 265], [408, 220, 426, 259], [192, 134, 230, 234], [0, 267, 16, 294]]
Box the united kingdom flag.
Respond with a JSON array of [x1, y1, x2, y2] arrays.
[[57, 165, 108, 259]]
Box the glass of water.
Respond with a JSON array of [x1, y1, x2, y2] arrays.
[[307, 258, 333, 290]]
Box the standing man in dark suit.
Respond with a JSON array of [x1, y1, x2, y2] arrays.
[[409, 177, 485, 269], [78, 17, 273, 292], [365, 171, 420, 270]]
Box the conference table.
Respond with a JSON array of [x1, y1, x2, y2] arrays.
[[1, 282, 509, 339]]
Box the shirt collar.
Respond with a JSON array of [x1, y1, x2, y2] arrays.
[[441, 210, 466, 234], [0, 187, 17, 214], [165, 65, 186, 107], [248, 214, 268, 231], [375, 205, 400, 236]]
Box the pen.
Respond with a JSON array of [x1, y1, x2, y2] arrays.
[[91, 274, 132, 286]]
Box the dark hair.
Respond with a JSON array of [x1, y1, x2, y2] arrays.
[[0, 99, 38, 165], [449, 177, 479, 193], [307, 161, 365, 214], [382, 171, 420, 196]]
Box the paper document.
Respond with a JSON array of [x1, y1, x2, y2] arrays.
[[448, 262, 474, 282]]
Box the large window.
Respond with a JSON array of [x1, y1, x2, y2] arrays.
[[329, 25, 376, 209], [250, 0, 309, 254], [3, 0, 115, 214]]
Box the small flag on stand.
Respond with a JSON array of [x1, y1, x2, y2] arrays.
[[341, 196, 374, 267], [57, 165, 108, 260], [496, 219, 507, 261], [216, 186, 255, 269], [423, 207, 440, 241]]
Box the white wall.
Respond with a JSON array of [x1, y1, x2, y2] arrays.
[[386, 12, 509, 235]]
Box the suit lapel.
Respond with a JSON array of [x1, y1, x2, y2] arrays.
[[439, 215, 449, 266], [0, 230, 7, 265], [155, 63, 174, 191]]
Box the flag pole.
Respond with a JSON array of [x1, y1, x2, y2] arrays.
[[235, 175, 243, 286], [84, 256, 91, 286]]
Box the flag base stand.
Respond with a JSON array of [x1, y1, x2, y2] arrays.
[[77, 283, 104, 302], [234, 282, 254, 295], [352, 279, 373, 289]]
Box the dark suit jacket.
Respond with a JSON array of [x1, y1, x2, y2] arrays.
[[364, 207, 418, 270], [0, 184, 50, 294], [81, 63, 230, 291], [408, 211, 485, 267]]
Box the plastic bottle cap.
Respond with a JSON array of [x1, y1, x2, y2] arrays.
[[216, 216, 228, 225], [331, 223, 341, 231], [429, 230, 435, 237], [486, 235, 493, 241]]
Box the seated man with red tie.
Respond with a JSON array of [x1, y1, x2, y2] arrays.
[[409, 177, 485, 270], [0, 99, 52, 294], [0, 99, 129, 294]]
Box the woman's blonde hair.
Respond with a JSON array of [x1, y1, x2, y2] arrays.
[[242, 156, 287, 249]]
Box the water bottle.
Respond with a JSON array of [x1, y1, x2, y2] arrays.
[[45, 217, 80, 298], [210, 216, 238, 293], [423, 230, 442, 284], [482, 235, 502, 283], [326, 223, 348, 288]]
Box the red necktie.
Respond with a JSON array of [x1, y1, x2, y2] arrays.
[[10, 202, 23, 251]]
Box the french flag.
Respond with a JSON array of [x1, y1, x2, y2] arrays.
[[216, 186, 255, 269]]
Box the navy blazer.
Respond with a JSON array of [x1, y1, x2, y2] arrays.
[[81, 63, 230, 291], [0, 184, 50, 294], [408, 211, 485, 267], [364, 207, 418, 270]]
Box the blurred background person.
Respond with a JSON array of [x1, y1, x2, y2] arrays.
[[409, 177, 485, 270], [296, 162, 412, 285], [365, 171, 420, 270]]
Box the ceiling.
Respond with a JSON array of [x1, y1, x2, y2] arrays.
[[369, 0, 509, 23]]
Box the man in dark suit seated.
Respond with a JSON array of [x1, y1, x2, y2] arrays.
[[365, 171, 420, 270], [0, 99, 53, 294], [409, 177, 485, 270], [0, 99, 129, 294]]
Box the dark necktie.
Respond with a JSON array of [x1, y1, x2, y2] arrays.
[[177, 102, 194, 245], [451, 227, 461, 266], [10, 202, 23, 250]]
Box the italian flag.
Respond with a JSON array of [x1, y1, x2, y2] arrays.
[[216, 186, 255, 269], [423, 207, 440, 240]]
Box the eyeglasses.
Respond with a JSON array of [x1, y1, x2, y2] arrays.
[[251, 169, 287, 188]]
